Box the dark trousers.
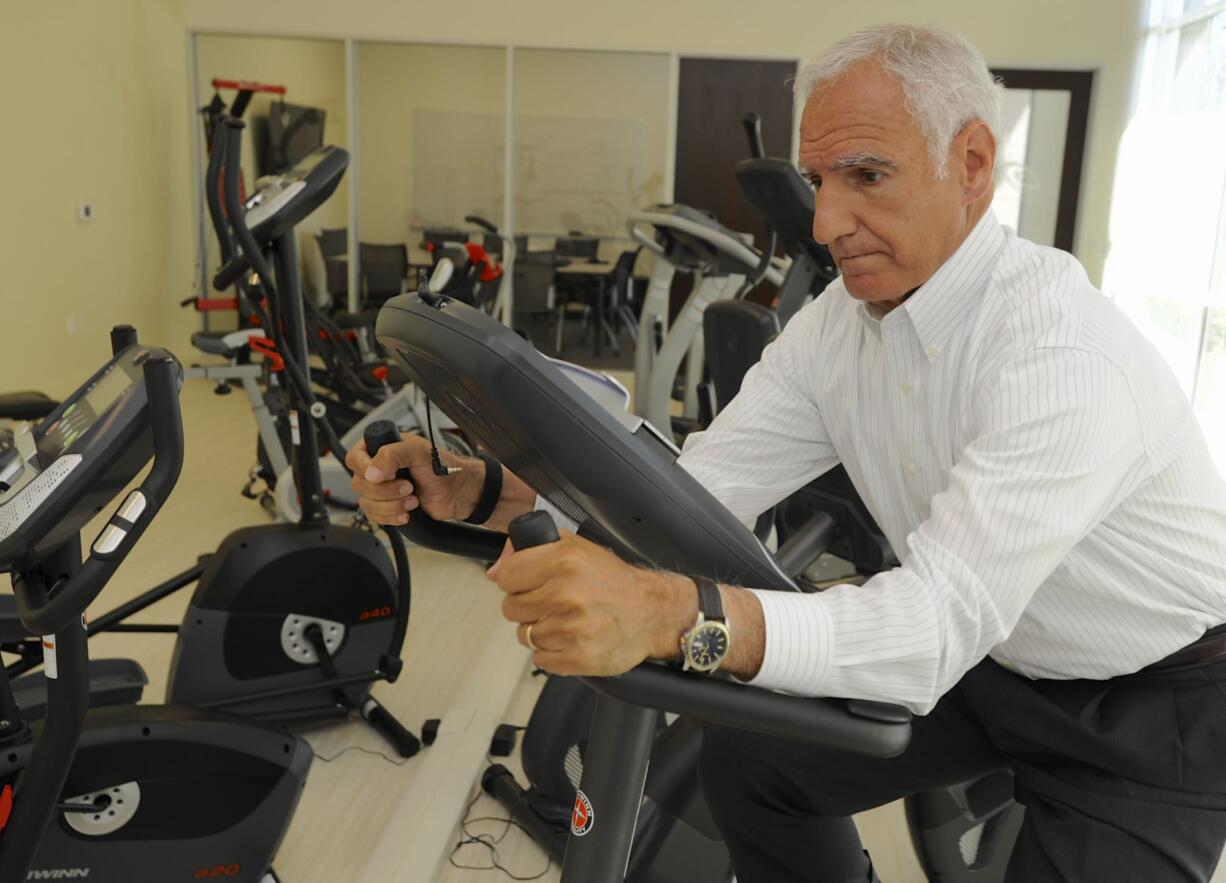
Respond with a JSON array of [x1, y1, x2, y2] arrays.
[[700, 657, 1226, 882]]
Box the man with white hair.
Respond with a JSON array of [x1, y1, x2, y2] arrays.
[[351, 23, 1226, 881]]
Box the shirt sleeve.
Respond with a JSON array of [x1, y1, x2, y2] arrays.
[[746, 346, 1152, 714], [678, 301, 841, 527]]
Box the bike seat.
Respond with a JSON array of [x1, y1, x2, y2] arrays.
[[190, 328, 264, 358], [0, 392, 58, 421], [332, 310, 370, 330], [11, 658, 149, 719]]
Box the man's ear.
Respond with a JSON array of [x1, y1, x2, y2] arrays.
[[954, 120, 996, 204]]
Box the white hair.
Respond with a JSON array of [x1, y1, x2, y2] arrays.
[[795, 24, 1003, 178]]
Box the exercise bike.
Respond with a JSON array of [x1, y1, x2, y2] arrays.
[[0, 328, 308, 883], [368, 288, 914, 882]]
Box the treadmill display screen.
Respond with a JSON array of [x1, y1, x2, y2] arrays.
[[37, 365, 133, 459]]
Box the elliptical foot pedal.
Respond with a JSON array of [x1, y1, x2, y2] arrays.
[[360, 696, 421, 758]]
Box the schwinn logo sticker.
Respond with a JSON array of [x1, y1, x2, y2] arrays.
[[571, 789, 594, 836]]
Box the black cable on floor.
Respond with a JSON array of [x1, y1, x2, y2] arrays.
[[311, 745, 410, 766], [449, 781, 550, 880]]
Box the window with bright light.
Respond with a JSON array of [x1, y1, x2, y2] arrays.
[[1103, 0, 1226, 476]]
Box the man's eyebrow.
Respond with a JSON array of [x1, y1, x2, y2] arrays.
[[796, 153, 896, 180], [831, 152, 896, 170]]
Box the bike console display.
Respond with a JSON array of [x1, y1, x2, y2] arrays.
[[0, 341, 183, 570]]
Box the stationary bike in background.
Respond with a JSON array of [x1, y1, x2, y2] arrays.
[[419, 214, 515, 316], [702, 111, 1023, 882], [0, 329, 308, 883]]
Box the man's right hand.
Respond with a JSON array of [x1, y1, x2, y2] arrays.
[[346, 433, 482, 525]]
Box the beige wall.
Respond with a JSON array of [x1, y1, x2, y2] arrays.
[[184, 0, 1148, 285], [0, 0, 194, 396]]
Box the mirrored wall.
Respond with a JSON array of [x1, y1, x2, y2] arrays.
[[191, 36, 676, 325]]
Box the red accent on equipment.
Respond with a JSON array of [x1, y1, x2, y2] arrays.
[[0, 785, 12, 832], [194, 298, 240, 312], [371, 366, 389, 382], [211, 79, 287, 96], [248, 337, 285, 373], [464, 243, 503, 282]]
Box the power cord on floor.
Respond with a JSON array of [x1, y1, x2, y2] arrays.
[[311, 745, 411, 766], [448, 765, 550, 881]]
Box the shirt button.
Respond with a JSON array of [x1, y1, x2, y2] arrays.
[[906, 462, 917, 476], [926, 346, 940, 359], [900, 381, 912, 394]]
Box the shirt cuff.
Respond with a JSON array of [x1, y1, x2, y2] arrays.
[[534, 495, 580, 533], [746, 589, 835, 697]]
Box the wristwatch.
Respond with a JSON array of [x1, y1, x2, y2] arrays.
[[680, 576, 731, 673]]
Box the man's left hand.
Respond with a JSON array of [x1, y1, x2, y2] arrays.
[[486, 530, 696, 676]]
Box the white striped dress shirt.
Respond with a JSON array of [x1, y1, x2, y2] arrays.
[[680, 211, 1226, 714]]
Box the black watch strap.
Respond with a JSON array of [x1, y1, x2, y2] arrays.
[[692, 576, 725, 623], [463, 453, 503, 525]]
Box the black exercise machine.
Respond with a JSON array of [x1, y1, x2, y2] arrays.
[[10, 122, 423, 757], [0, 329, 307, 883], [368, 289, 913, 881]]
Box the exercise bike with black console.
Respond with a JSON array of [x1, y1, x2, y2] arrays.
[[0, 329, 308, 883], [365, 288, 915, 881]]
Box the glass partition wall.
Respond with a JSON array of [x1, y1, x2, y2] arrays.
[[355, 43, 507, 314], [513, 49, 670, 245], [191, 38, 673, 330]]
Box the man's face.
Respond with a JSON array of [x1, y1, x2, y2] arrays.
[[799, 61, 979, 308]]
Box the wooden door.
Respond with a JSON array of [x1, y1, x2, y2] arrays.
[[673, 58, 797, 310]]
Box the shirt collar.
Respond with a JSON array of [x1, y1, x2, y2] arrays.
[[902, 210, 1006, 361]]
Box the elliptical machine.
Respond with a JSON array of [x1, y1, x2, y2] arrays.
[[39, 119, 423, 757], [0, 329, 308, 883], [167, 118, 420, 752]]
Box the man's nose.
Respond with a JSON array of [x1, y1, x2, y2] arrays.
[[811, 188, 855, 247]]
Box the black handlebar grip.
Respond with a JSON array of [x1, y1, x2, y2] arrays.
[[508, 511, 559, 551], [212, 255, 251, 292], [110, 325, 138, 355], [363, 419, 412, 482], [742, 112, 765, 160], [464, 214, 499, 234]]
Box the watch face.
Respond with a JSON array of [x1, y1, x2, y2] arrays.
[[686, 622, 729, 671]]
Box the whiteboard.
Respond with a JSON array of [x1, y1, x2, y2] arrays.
[[410, 109, 664, 235]]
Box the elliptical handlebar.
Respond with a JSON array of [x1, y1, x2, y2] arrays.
[[742, 111, 766, 160], [463, 214, 499, 235], [362, 421, 508, 561], [628, 221, 668, 257], [205, 123, 236, 267]]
